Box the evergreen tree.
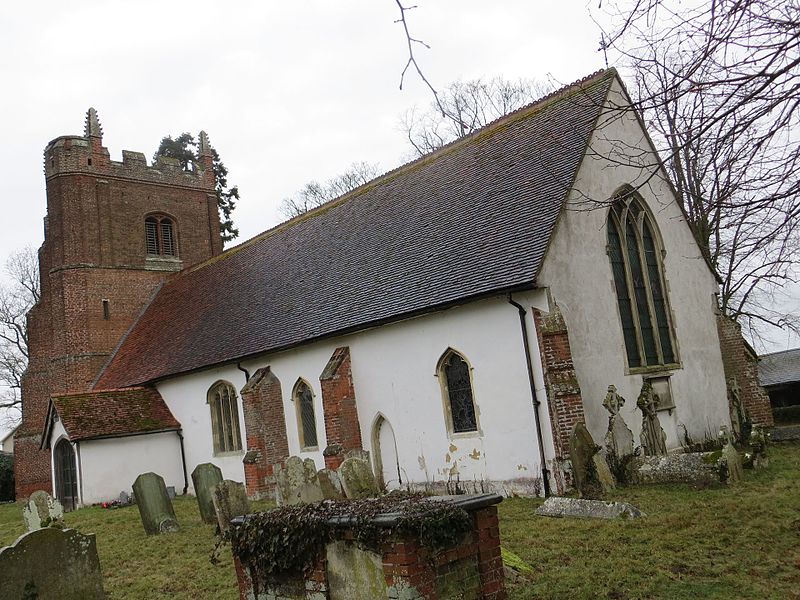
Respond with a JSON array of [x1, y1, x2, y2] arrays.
[[154, 134, 239, 243]]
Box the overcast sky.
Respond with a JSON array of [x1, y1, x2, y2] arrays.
[[0, 2, 796, 440]]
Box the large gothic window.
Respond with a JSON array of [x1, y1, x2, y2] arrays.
[[293, 379, 319, 450], [208, 381, 242, 454], [607, 187, 677, 369], [145, 214, 177, 256], [438, 349, 479, 434]]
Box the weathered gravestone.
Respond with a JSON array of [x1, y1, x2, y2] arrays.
[[569, 423, 615, 497], [637, 381, 667, 456], [275, 456, 324, 506], [343, 448, 371, 463], [212, 480, 251, 534], [0, 527, 107, 599], [727, 377, 751, 444], [317, 468, 345, 500], [22, 490, 64, 532], [721, 440, 743, 483], [536, 496, 645, 520], [339, 457, 379, 499], [192, 463, 223, 524], [132, 472, 179, 535]]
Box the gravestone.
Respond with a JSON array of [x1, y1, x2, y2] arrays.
[[637, 381, 667, 456], [603, 385, 635, 459], [132, 472, 179, 535], [212, 480, 251, 534], [721, 441, 743, 483], [569, 423, 600, 497], [0, 527, 107, 599], [536, 497, 645, 520], [339, 457, 379, 499], [317, 468, 345, 500], [118, 491, 131, 505], [749, 426, 769, 468], [192, 463, 223, 524], [344, 448, 371, 463], [275, 456, 324, 506], [727, 377, 751, 444], [592, 450, 616, 493], [22, 490, 64, 532]]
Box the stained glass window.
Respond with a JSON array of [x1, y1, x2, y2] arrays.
[[607, 188, 677, 368], [208, 381, 242, 454], [440, 350, 478, 433], [294, 380, 318, 449]]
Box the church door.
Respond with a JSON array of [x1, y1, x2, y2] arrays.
[[54, 439, 78, 511], [373, 416, 401, 490]]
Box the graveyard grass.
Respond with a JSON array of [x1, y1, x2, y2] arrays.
[[0, 444, 797, 600]]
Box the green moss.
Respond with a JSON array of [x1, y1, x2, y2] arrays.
[[502, 547, 534, 575]]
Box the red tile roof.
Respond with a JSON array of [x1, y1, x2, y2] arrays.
[[96, 69, 617, 389], [46, 387, 180, 443]]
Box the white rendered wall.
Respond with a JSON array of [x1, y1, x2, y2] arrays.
[[536, 77, 730, 450], [156, 291, 553, 496], [77, 432, 184, 505]]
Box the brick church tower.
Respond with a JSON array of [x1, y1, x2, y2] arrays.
[[14, 109, 223, 497]]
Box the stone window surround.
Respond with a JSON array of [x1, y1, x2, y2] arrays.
[[144, 212, 179, 258], [207, 380, 243, 456], [292, 378, 320, 452], [435, 347, 482, 439], [606, 185, 681, 374]]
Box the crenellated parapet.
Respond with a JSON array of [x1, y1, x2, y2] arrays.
[[43, 108, 215, 190]]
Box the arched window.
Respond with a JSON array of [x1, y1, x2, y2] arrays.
[[607, 187, 677, 369], [208, 381, 242, 454], [145, 214, 177, 256], [437, 349, 479, 434], [293, 379, 318, 450]]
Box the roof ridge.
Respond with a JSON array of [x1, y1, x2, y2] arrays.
[[760, 347, 800, 358], [53, 386, 152, 399], [184, 68, 618, 275]]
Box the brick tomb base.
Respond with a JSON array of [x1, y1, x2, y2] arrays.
[[232, 494, 506, 600]]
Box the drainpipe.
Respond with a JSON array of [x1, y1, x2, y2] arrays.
[[508, 294, 551, 497], [177, 430, 189, 495], [237, 362, 250, 383]]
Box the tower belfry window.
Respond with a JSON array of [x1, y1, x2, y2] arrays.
[[145, 215, 177, 257]]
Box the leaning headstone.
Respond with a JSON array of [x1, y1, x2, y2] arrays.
[[637, 381, 668, 456], [192, 463, 224, 524], [569, 423, 599, 497], [275, 456, 324, 506], [22, 490, 64, 532], [317, 468, 345, 500], [339, 457, 379, 499], [132, 472, 179, 535], [592, 450, 616, 493], [536, 496, 645, 520], [727, 377, 751, 444], [721, 441, 743, 483], [212, 480, 251, 534], [0, 527, 107, 598]]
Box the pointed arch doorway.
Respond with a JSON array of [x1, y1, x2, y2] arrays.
[[54, 439, 78, 511], [372, 415, 401, 490]]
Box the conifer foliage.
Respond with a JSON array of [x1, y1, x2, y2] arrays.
[[154, 134, 240, 243]]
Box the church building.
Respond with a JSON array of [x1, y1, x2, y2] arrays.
[[15, 69, 772, 507]]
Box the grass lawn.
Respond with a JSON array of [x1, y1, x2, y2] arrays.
[[1, 443, 798, 599]]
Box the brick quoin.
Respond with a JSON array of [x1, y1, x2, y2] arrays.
[[319, 347, 363, 470], [716, 315, 774, 427], [15, 110, 222, 498], [533, 303, 586, 480], [240, 367, 290, 499]]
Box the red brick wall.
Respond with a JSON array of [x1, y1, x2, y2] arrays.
[[319, 347, 363, 470], [716, 315, 774, 427], [533, 304, 586, 459], [240, 367, 290, 499], [15, 120, 222, 498]]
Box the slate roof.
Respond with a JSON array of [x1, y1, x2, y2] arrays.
[[759, 348, 800, 388], [96, 69, 617, 389], [43, 387, 181, 445]]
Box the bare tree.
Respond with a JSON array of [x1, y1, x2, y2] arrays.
[[0, 247, 39, 427], [400, 77, 552, 157], [279, 161, 381, 219], [595, 0, 800, 344]]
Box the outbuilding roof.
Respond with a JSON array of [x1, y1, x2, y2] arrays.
[[96, 69, 617, 389], [759, 348, 800, 388], [42, 387, 181, 446]]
